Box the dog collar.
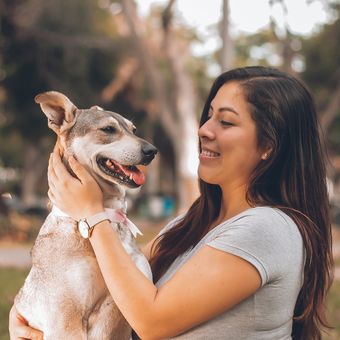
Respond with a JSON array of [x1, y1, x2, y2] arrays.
[[51, 206, 143, 238], [105, 208, 143, 238]]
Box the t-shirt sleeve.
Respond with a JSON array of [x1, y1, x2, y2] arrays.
[[206, 210, 300, 287]]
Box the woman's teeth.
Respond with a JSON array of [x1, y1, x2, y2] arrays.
[[201, 150, 220, 157]]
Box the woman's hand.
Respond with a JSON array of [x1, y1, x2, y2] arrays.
[[9, 305, 43, 340], [48, 147, 104, 221]]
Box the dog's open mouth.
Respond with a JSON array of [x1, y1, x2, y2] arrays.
[[97, 157, 145, 188]]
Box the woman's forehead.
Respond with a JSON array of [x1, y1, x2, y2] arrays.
[[211, 82, 249, 117]]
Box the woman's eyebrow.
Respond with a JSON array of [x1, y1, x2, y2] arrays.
[[209, 104, 239, 116]]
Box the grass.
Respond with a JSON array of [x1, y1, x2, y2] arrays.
[[1, 268, 340, 339], [0, 268, 29, 340], [324, 281, 340, 339]]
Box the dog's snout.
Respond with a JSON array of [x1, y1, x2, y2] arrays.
[[141, 143, 157, 165]]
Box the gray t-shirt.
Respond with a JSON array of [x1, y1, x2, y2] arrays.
[[155, 207, 305, 340]]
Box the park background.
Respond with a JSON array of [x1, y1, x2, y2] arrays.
[[0, 0, 339, 338]]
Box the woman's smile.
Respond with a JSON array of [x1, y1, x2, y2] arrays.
[[200, 148, 221, 160]]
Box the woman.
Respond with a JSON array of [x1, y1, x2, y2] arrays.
[[10, 66, 333, 339]]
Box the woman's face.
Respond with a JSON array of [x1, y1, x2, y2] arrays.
[[198, 81, 263, 189]]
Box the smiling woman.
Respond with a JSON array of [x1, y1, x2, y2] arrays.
[[149, 67, 333, 339]]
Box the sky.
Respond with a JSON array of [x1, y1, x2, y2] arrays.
[[135, 0, 335, 57], [136, 0, 332, 34]]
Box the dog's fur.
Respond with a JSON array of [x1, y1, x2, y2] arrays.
[[14, 92, 157, 339]]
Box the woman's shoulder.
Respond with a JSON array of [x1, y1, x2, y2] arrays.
[[219, 206, 297, 228], [207, 206, 304, 285], [212, 206, 301, 243]]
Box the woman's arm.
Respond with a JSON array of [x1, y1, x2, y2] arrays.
[[90, 223, 261, 339], [48, 151, 261, 339]]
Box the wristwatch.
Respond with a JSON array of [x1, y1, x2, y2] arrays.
[[78, 211, 111, 239]]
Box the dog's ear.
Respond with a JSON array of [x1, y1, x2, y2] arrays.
[[35, 91, 77, 134], [90, 105, 104, 111]]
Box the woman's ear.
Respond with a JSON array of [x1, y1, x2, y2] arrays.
[[261, 147, 273, 160]]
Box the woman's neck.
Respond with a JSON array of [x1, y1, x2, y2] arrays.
[[217, 183, 253, 224]]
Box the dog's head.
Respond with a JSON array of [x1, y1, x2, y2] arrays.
[[35, 91, 157, 197]]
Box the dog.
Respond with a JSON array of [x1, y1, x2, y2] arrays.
[[14, 91, 157, 339]]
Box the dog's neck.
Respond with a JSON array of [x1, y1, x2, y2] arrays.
[[103, 195, 127, 212]]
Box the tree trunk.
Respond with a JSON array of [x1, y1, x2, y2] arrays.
[[21, 141, 47, 207], [220, 0, 234, 71], [121, 0, 200, 212], [269, 0, 295, 75]]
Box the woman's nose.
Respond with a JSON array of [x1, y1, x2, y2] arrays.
[[198, 119, 215, 140]]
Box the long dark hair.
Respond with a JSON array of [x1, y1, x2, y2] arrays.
[[149, 66, 333, 339]]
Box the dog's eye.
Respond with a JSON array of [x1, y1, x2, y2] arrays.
[[132, 127, 137, 134], [100, 126, 117, 134]]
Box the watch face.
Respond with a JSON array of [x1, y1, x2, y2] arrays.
[[78, 220, 90, 238]]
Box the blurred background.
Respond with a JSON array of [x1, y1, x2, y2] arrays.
[[0, 0, 339, 338]]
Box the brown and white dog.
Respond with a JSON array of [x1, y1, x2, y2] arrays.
[[14, 92, 157, 339]]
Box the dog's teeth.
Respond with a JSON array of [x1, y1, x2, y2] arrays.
[[129, 174, 133, 180]]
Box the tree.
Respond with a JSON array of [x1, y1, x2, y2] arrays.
[[301, 11, 340, 134], [0, 0, 120, 205], [115, 0, 200, 211]]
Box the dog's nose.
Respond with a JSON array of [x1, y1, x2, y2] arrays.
[[141, 143, 157, 165], [142, 144, 158, 157]]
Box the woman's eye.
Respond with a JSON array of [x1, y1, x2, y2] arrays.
[[220, 120, 234, 126], [100, 126, 117, 134]]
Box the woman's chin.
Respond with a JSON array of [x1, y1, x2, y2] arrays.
[[198, 169, 219, 185]]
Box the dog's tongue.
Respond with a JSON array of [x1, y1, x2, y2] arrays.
[[114, 162, 145, 186], [129, 168, 145, 186]]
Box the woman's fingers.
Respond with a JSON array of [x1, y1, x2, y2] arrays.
[[15, 324, 43, 340], [47, 154, 58, 184], [9, 306, 43, 340], [47, 189, 56, 206], [46, 148, 104, 220], [51, 149, 76, 183], [68, 156, 93, 184]]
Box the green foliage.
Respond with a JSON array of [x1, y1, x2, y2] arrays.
[[234, 29, 278, 67], [0, 267, 29, 340], [324, 281, 340, 339], [302, 15, 340, 94], [301, 9, 340, 151], [0, 0, 121, 143]]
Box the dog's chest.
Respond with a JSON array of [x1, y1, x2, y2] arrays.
[[32, 214, 94, 267], [29, 214, 105, 298], [15, 211, 151, 336]]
